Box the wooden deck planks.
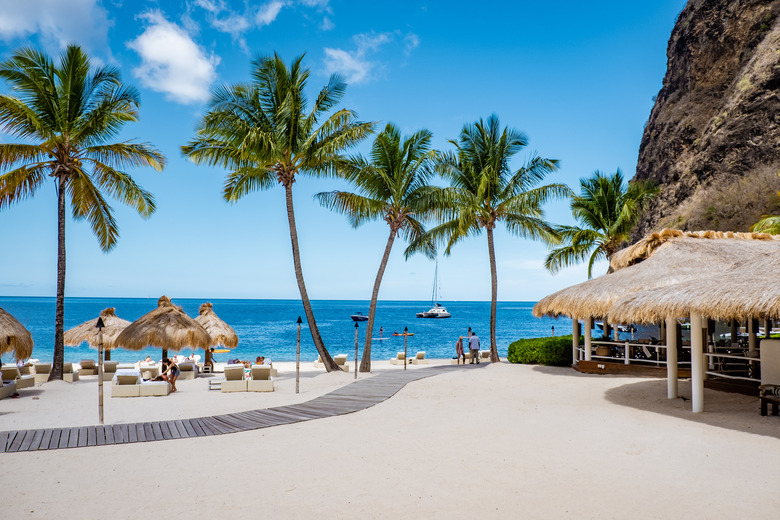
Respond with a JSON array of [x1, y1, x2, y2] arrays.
[[0, 364, 466, 452]]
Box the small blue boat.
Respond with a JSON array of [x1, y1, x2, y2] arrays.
[[350, 312, 368, 322]]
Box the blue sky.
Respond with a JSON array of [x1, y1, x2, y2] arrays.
[[0, 0, 686, 301]]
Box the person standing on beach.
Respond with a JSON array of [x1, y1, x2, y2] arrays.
[[455, 336, 466, 365], [455, 336, 465, 364], [468, 332, 480, 364]]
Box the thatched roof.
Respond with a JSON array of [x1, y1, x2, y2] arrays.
[[115, 296, 211, 351], [534, 229, 780, 323], [194, 302, 238, 348], [64, 307, 131, 350], [0, 306, 33, 362]]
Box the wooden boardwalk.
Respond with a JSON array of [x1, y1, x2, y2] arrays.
[[1, 363, 485, 453]]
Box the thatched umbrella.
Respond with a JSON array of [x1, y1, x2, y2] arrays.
[[64, 307, 131, 360], [115, 296, 211, 359], [0, 306, 33, 363], [194, 302, 238, 367]]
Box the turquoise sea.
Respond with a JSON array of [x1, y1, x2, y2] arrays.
[[0, 296, 572, 364]]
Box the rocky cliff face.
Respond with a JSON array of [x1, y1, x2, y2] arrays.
[[633, 0, 780, 236]]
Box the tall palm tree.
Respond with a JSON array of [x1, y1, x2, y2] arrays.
[[315, 123, 436, 372], [544, 169, 658, 278], [410, 114, 567, 361], [0, 45, 165, 380], [182, 53, 374, 372]]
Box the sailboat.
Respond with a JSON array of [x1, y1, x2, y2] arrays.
[[416, 261, 451, 318]]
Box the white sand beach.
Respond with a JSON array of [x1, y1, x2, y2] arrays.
[[2, 361, 780, 519]]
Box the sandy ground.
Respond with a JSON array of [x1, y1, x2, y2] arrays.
[[2, 361, 780, 519]]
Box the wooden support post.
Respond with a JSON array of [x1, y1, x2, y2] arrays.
[[690, 313, 704, 413], [584, 317, 592, 361], [572, 320, 580, 364], [765, 319, 771, 339], [748, 318, 757, 353], [624, 340, 630, 365], [730, 319, 738, 345], [666, 317, 678, 399]]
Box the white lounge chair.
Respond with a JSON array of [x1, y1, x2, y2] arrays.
[[33, 362, 52, 384], [62, 362, 79, 383], [221, 364, 247, 392], [314, 355, 349, 371], [334, 354, 350, 372], [410, 351, 428, 365], [248, 364, 274, 392], [1, 365, 34, 389], [111, 370, 141, 398], [479, 350, 492, 363], [78, 359, 98, 375], [102, 360, 119, 381], [177, 361, 197, 380], [390, 352, 406, 366], [0, 378, 17, 399]]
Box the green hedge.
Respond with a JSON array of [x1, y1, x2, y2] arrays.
[[507, 335, 581, 366]]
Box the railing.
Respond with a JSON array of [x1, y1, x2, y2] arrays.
[[578, 340, 759, 382]]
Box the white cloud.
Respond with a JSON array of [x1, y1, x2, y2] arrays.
[[404, 33, 420, 55], [323, 48, 372, 84], [323, 31, 405, 85], [321, 16, 335, 31], [0, 0, 111, 53], [256, 1, 285, 27], [128, 11, 219, 105]]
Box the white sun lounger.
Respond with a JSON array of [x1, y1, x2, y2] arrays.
[[0, 378, 17, 399], [410, 351, 428, 365], [63, 362, 79, 383], [390, 352, 406, 365], [248, 364, 274, 392], [221, 364, 247, 392], [1, 365, 35, 389], [102, 360, 119, 381]]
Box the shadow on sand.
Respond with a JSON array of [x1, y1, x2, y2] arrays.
[[602, 377, 780, 440]]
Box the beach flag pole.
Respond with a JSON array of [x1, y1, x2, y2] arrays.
[[96, 317, 105, 425], [354, 322, 359, 380], [296, 316, 302, 394], [404, 326, 408, 371]]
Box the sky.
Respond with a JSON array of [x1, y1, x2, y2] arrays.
[[0, 0, 687, 302]]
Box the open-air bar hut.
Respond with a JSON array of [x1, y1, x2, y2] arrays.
[[533, 229, 780, 413], [64, 308, 131, 361], [194, 302, 238, 367], [0, 306, 33, 363], [115, 296, 211, 360]]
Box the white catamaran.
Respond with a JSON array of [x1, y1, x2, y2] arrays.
[[416, 261, 451, 318]]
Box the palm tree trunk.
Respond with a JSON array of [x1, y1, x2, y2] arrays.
[[360, 228, 397, 372], [487, 226, 499, 362], [284, 183, 338, 372], [50, 174, 66, 381]]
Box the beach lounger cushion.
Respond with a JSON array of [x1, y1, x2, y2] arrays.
[[34, 363, 52, 383], [0, 379, 18, 399], [140, 381, 171, 396]]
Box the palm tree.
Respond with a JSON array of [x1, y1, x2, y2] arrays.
[[315, 123, 436, 372], [410, 114, 567, 362], [544, 169, 659, 278], [752, 216, 780, 234], [0, 45, 165, 380], [182, 53, 374, 372]]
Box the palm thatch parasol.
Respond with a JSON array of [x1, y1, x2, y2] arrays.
[[115, 296, 211, 358], [194, 302, 238, 366], [533, 229, 780, 322], [64, 308, 131, 359], [0, 306, 34, 362]]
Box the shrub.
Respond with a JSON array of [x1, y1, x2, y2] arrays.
[[507, 335, 581, 366]]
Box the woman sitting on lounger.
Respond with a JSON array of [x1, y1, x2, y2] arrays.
[[161, 358, 180, 393]]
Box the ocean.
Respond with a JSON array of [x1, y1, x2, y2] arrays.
[[0, 296, 572, 364]]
